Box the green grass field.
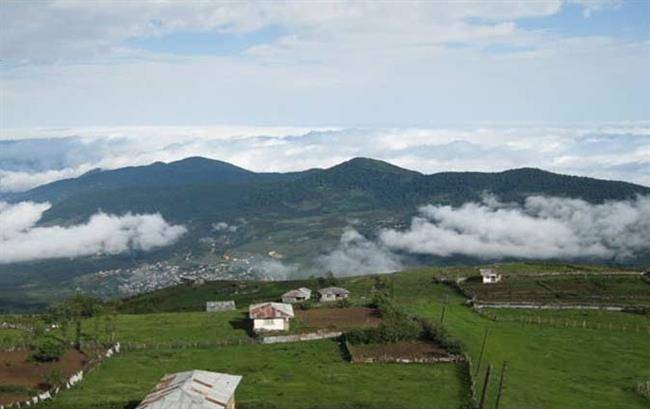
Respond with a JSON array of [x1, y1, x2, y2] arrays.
[[386, 270, 650, 409], [3, 263, 650, 409], [39, 340, 469, 409], [79, 310, 252, 345], [482, 307, 650, 331], [0, 329, 25, 347]]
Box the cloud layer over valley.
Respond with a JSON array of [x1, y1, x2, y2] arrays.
[[0, 201, 187, 264], [379, 195, 650, 261], [1, 123, 649, 193]]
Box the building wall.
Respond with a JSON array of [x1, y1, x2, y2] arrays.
[[206, 301, 236, 312], [482, 275, 501, 284], [282, 296, 308, 304], [253, 318, 288, 331], [320, 294, 337, 302]]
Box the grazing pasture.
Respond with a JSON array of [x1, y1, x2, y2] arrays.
[[2, 263, 649, 409], [38, 340, 469, 409]]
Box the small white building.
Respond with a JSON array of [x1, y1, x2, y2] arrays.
[[480, 268, 502, 284], [206, 301, 236, 312], [249, 302, 294, 332], [281, 287, 312, 304], [318, 287, 350, 302], [135, 370, 242, 409]]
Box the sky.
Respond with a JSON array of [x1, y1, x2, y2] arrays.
[[1, 0, 649, 127]]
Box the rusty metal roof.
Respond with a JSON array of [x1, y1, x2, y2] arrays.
[[135, 370, 242, 409], [249, 302, 294, 319]]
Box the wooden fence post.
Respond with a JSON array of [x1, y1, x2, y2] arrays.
[[475, 327, 490, 377], [479, 364, 492, 409], [494, 361, 508, 409]]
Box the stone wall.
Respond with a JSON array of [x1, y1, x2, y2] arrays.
[[258, 331, 343, 344]]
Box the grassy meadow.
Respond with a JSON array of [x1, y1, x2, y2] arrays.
[[2, 263, 649, 409], [39, 340, 469, 409]]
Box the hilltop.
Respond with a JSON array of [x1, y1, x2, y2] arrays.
[[1, 157, 649, 312]]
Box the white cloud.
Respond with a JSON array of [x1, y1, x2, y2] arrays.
[[1, 124, 648, 193], [0, 201, 187, 264], [1, 1, 647, 126], [379, 195, 650, 260], [317, 227, 402, 276]]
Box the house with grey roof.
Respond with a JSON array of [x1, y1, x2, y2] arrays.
[[480, 268, 502, 284], [281, 287, 312, 304], [135, 370, 242, 409], [318, 287, 350, 302], [249, 302, 294, 332]]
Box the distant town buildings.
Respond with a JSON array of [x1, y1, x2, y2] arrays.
[[135, 370, 242, 409], [249, 302, 294, 332], [318, 287, 350, 302], [206, 301, 236, 312], [281, 287, 312, 304], [480, 268, 502, 284], [180, 275, 206, 287]]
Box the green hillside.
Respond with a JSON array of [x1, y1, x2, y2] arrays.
[[3, 262, 647, 409], [1, 158, 649, 312]]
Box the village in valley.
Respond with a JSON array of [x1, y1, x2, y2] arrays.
[[1, 263, 649, 409]]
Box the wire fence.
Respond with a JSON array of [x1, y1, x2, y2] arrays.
[[473, 308, 650, 334]]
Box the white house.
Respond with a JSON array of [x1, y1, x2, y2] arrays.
[[136, 370, 242, 409], [318, 287, 350, 302], [249, 302, 294, 332], [281, 287, 312, 304], [480, 268, 502, 284]]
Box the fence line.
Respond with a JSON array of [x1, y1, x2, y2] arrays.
[[473, 308, 650, 334], [0, 343, 120, 409]]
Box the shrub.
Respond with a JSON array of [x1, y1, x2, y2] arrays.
[[31, 336, 66, 362], [335, 298, 352, 308], [345, 312, 422, 345], [635, 380, 650, 401], [420, 318, 465, 355], [298, 300, 316, 310], [376, 315, 423, 343], [42, 368, 65, 388]]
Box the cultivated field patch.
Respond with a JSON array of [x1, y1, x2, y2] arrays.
[[460, 274, 650, 306], [348, 340, 452, 363], [294, 307, 381, 332], [0, 349, 87, 404]]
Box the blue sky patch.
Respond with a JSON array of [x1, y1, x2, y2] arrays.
[[124, 25, 285, 56]]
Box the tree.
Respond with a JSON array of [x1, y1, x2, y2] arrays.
[[31, 336, 65, 362], [49, 294, 102, 350]]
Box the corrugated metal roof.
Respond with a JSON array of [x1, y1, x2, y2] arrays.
[[136, 370, 242, 409], [249, 302, 294, 319], [282, 287, 312, 298], [318, 287, 350, 296], [479, 268, 497, 277]]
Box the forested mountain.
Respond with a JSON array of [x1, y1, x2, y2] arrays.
[[11, 156, 649, 224], [2, 157, 648, 312]]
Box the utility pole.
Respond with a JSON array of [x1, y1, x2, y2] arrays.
[[494, 361, 508, 409], [475, 326, 490, 377], [479, 364, 492, 409]]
